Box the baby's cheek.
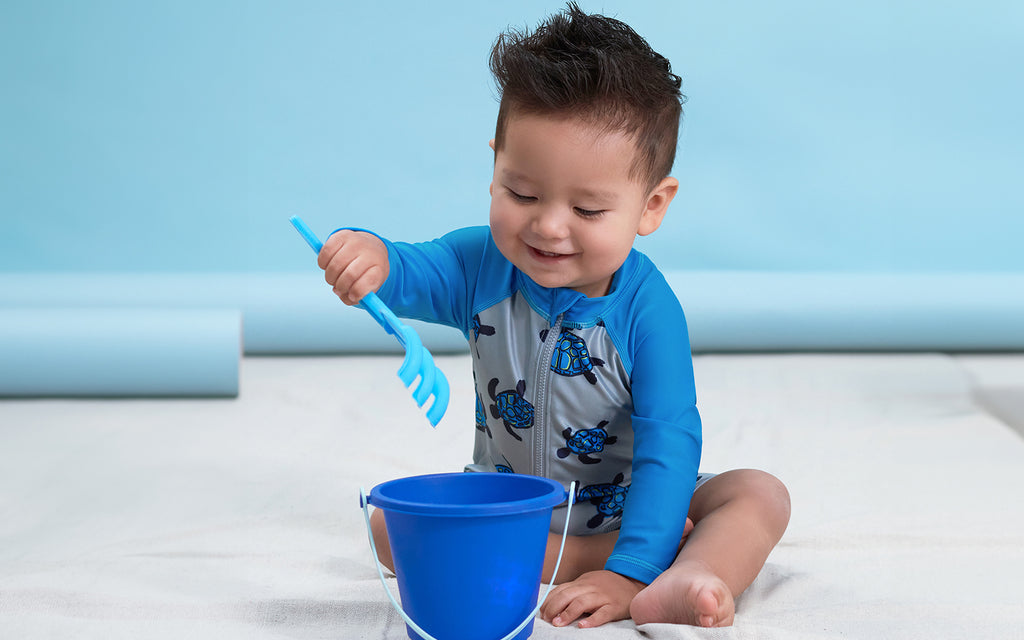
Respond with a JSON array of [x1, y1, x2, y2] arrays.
[[488, 214, 519, 261]]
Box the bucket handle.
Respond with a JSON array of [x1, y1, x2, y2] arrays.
[[359, 481, 578, 640]]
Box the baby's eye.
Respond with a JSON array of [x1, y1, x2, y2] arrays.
[[574, 207, 606, 218], [507, 188, 537, 203]]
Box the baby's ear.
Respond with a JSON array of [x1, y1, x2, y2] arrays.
[[637, 177, 678, 236], [488, 139, 496, 151]]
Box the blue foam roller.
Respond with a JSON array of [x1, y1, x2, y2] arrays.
[[3, 272, 1024, 353], [0, 308, 241, 397], [667, 272, 1024, 351]]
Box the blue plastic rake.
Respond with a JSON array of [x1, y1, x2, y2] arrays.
[[290, 216, 449, 427]]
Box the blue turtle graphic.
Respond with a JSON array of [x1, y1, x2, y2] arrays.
[[475, 392, 491, 438], [557, 420, 617, 464], [488, 378, 534, 441], [472, 314, 496, 358], [576, 472, 628, 529], [540, 329, 605, 385]]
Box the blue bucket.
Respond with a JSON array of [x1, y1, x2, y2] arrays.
[[363, 472, 569, 640]]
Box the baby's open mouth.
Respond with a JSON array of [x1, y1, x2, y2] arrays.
[[526, 240, 574, 258], [534, 248, 564, 258], [528, 246, 574, 262]]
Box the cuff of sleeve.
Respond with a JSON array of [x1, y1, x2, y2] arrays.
[[604, 554, 662, 585]]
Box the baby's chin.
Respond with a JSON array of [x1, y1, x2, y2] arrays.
[[519, 268, 569, 290], [520, 269, 608, 297]]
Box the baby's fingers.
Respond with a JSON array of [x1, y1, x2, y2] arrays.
[[547, 592, 602, 628], [539, 583, 575, 623], [316, 230, 350, 270], [577, 604, 620, 629], [334, 262, 386, 305]]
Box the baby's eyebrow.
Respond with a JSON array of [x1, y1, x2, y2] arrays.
[[575, 187, 618, 203], [500, 168, 534, 184]]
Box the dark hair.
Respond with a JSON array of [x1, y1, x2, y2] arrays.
[[490, 2, 686, 190]]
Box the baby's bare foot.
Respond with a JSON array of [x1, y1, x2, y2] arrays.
[[629, 561, 735, 628]]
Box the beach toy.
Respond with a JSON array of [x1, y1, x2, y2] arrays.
[[290, 215, 449, 426], [360, 473, 576, 640]]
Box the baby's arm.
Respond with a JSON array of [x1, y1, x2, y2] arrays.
[[317, 230, 389, 306]]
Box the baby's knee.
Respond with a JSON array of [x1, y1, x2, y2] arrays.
[[735, 469, 791, 531], [704, 469, 791, 530]]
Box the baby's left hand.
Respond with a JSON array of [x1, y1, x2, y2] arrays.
[[539, 569, 646, 629]]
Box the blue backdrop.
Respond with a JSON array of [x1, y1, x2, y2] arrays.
[[3, 0, 1021, 274]]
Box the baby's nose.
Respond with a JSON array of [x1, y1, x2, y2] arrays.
[[531, 206, 571, 240]]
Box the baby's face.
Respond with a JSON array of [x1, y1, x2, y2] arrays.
[[489, 113, 673, 298]]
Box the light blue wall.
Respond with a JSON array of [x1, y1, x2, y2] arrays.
[[2, 1, 1022, 274]]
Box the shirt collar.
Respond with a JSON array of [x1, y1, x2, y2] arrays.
[[515, 249, 643, 324]]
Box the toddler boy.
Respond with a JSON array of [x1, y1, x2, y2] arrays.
[[319, 3, 790, 629]]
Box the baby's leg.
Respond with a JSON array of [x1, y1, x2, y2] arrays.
[[629, 469, 791, 627], [540, 529, 619, 584], [367, 508, 395, 572]]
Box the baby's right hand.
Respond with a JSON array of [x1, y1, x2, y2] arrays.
[[317, 230, 390, 306]]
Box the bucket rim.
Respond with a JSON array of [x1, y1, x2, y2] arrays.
[[368, 472, 567, 517]]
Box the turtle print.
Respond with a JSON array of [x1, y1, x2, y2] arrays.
[[472, 314, 496, 341], [488, 378, 534, 441], [472, 314, 496, 358], [556, 420, 617, 464], [494, 456, 515, 474], [475, 392, 491, 438], [576, 472, 629, 529], [540, 328, 605, 384]]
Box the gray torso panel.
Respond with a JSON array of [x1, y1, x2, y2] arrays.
[[467, 292, 634, 535]]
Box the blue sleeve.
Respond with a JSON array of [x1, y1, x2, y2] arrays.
[[603, 274, 702, 584], [370, 227, 492, 337]]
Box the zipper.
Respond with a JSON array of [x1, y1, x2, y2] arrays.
[[532, 313, 564, 478]]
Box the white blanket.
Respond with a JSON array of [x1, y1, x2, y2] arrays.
[[2, 354, 1023, 639]]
